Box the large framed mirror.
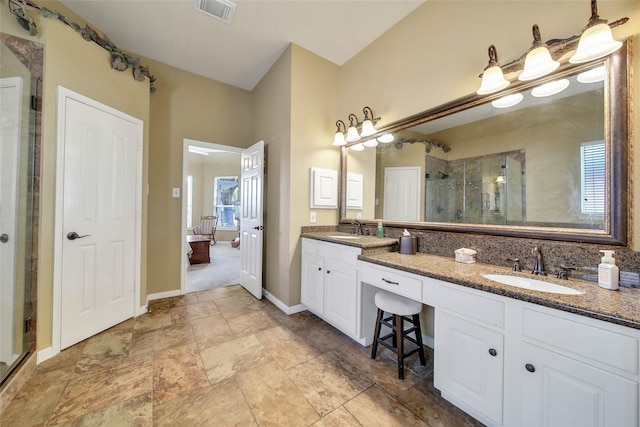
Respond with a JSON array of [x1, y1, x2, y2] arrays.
[[340, 39, 630, 246]]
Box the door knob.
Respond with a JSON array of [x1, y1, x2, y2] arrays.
[[488, 348, 497, 357], [0, 234, 8, 243], [67, 232, 91, 241], [525, 363, 536, 373], [253, 225, 264, 230]]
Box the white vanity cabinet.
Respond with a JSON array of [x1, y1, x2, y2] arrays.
[[515, 305, 639, 427], [301, 238, 361, 339], [435, 284, 505, 426]]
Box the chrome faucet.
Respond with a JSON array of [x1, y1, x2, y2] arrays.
[[531, 246, 546, 275], [352, 219, 364, 236]]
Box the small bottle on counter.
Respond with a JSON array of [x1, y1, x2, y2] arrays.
[[377, 220, 384, 238], [598, 250, 619, 290]]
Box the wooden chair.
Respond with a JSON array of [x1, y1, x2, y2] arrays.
[[193, 215, 217, 245]]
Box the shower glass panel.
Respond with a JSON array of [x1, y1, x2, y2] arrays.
[[1, 34, 40, 385], [425, 151, 524, 225]]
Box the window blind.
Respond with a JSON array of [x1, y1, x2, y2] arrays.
[[581, 141, 605, 215]]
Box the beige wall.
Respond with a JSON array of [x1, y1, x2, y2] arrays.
[[340, 0, 640, 248], [144, 58, 252, 295], [252, 44, 340, 306], [252, 45, 293, 305], [289, 45, 341, 304]]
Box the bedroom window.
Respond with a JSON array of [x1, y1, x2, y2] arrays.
[[214, 176, 239, 230]]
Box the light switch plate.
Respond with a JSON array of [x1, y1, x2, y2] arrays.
[[310, 212, 317, 223], [172, 188, 180, 198]]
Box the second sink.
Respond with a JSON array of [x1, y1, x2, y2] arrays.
[[482, 274, 585, 295]]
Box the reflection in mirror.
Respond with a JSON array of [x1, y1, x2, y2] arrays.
[[0, 34, 40, 385], [342, 41, 629, 245]]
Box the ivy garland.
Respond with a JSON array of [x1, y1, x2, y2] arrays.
[[8, 0, 156, 92]]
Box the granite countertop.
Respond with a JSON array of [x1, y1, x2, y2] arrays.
[[301, 231, 397, 249], [359, 251, 640, 330]]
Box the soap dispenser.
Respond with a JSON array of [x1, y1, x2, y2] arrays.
[[598, 250, 619, 290], [377, 220, 384, 238]]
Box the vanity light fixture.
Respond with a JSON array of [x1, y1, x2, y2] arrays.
[[332, 120, 347, 146], [570, 0, 623, 64], [360, 106, 378, 137], [332, 106, 383, 148], [350, 143, 365, 151], [362, 139, 379, 148], [475, 1, 627, 98], [496, 175, 506, 184], [577, 64, 606, 83], [531, 79, 570, 98], [518, 25, 559, 81], [491, 93, 524, 109], [377, 134, 394, 143], [345, 114, 361, 142], [477, 45, 510, 95]]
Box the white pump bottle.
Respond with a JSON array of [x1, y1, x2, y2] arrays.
[[598, 250, 619, 290]]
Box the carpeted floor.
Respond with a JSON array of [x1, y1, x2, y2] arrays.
[[186, 241, 240, 292]]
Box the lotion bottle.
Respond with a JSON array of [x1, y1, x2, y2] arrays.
[[598, 250, 619, 290], [377, 220, 384, 238]]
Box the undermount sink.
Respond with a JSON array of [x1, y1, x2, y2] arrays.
[[482, 274, 585, 295], [327, 235, 361, 239]]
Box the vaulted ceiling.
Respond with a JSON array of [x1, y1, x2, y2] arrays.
[[60, 0, 425, 90]]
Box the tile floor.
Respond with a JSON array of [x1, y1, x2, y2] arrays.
[[0, 285, 484, 426]]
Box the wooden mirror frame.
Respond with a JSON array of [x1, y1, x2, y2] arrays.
[[339, 39, 631, 246]]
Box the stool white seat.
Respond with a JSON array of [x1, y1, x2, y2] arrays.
[[371, 291, 426, 380], [375, 291, 422, 316]]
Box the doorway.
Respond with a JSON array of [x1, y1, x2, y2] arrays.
[[181, 139, 242, 294]]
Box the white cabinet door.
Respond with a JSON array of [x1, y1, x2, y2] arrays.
[[301, 254, 324, 315], [436, 311, 504, 425], [324, 259, 358, 336], [520, 342, 638, 427]]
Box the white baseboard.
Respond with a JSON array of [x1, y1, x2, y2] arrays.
[[263, 289, 307, 315], [37, 346, 56, 364], [146, 289, 181, 306], [136, 305, 148, 317]]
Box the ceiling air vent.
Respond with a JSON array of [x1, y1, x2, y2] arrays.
[[195, 0, 236, 24]]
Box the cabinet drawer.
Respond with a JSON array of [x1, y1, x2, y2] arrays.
[[439, 285, 505, 329], [360, 263, 422, 301], [302, 238, 361, 266], [522, 308, 639, 374]]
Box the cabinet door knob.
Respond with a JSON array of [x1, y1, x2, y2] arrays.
[[488, 348, 497, 357], [318, 267, 322, 271], [327, 270, 331, 274], [525, 363, 536, 373]]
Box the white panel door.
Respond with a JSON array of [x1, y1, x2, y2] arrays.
[[383, 166, 421, 221], [239, 140, 264, 299], [57, 89, 140, 349], [0, 77, 23, 364]]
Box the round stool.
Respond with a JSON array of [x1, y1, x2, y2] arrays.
[[371, 291, 426, 380]]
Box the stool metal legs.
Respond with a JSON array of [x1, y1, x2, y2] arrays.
[[370, 308, 426, 380]]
